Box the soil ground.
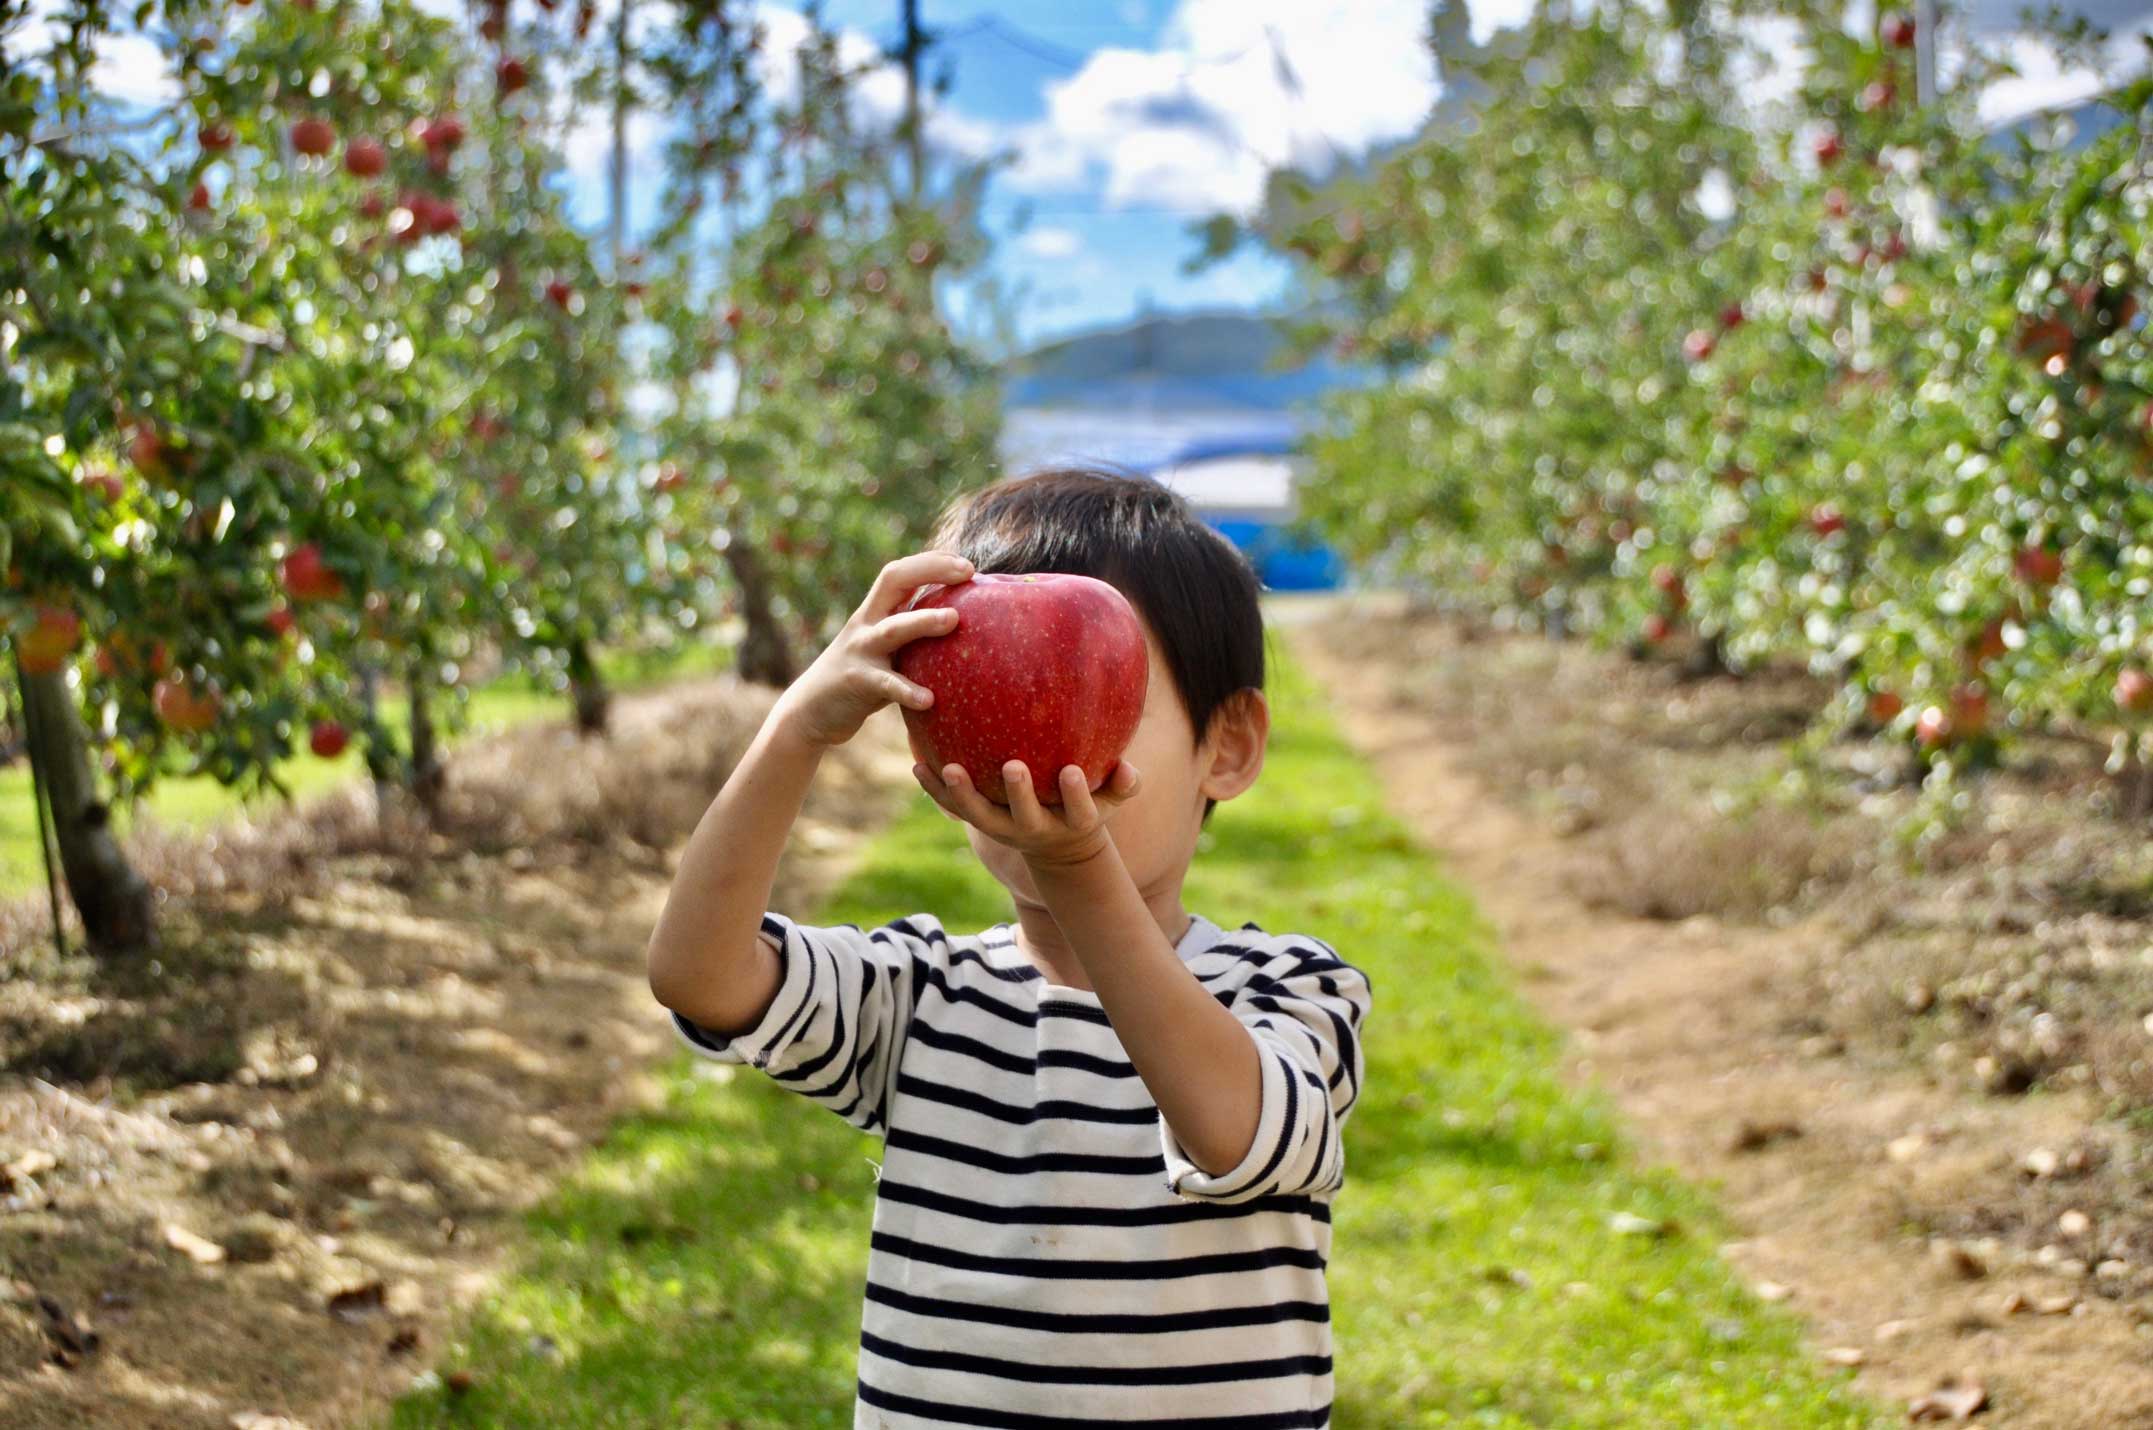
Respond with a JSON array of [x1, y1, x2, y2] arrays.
[[1281, 590, 2153, 1429], [0, 674, 915, 1429]]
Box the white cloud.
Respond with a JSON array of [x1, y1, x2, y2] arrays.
[[1002, 0, 1444, 217], [5, 0, 179, 104], [1964, 24, 2149, 128], [1017, 226, 1085, 259]]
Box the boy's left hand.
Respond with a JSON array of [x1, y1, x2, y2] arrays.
[[913, 758, 1141, 869]]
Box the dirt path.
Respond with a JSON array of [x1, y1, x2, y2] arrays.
[[0, 681, 916, 1429], [1280, 592, 2153, 1429]]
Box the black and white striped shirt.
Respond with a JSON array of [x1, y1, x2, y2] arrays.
[[669, 909, 1374, 1429]]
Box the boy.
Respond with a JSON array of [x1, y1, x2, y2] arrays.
[[646, 467, 1373, 1429]]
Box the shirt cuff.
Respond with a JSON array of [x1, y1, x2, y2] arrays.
[[1159, 1030, 1293, 1202], [668, 912, 810, 1069]]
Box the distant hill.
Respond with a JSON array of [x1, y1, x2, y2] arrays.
[[1006, 310, 1378, 412]]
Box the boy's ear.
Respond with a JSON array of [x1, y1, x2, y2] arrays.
[[1197, 688, 1268, 807]]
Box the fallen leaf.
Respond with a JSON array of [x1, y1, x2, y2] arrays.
[[1931, 1243, 1986, 1281], [1907, 1377, 1988, 1421], [326, 1280, 386, 1322], [1728, 1119, 1802, 1153], [163, 1222, 226, 1265], [37, 1293, 98, 1368]]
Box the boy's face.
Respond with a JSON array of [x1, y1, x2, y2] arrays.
[[916, 614, 1268, 914]]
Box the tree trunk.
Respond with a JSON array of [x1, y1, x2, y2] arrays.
[[407, 662, 446, 821], [725, 538, 797, 688], [17, 666, 154, 952], [567, 636, 611, 735], [357, 664, 398, 819]]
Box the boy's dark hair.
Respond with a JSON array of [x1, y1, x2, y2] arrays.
[[929, 465, 1265, 826]]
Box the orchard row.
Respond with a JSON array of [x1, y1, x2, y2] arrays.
[[1243, 3, 2153, 790], [4, 0, 999, 948]]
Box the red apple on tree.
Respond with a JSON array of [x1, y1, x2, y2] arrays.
[[188, 182, 212, 213], [422, 113, 466, 153], [1859, 80, 1895, 113], [1868, 689, 1904, 723], [16, 605, 82, 675], [497, 56, 529, 94], [1808, 503, 1846, 537], [344, 136, 387, 177], [201, 121, 235, 152], [1641, 612, 1673, 644], [291, 117, 336, 157], [1814, 129, 1844, 165], [281, 542, 346, 601], [1683, 329, 1715, 362], [128, 421, 166, 479], [546, 277, 574, 309], [2117, 668, 2153, 713], [153, 675, 220, 733], [893, 572, 1149, 807], [1883, 11, 1916, 47], [1914, 705, 1951, 747], [309, 720, 350, 758], [2013, 545, 2064, 586]]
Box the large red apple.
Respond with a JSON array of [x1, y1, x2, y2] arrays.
[[893, 572, 1147, 807]]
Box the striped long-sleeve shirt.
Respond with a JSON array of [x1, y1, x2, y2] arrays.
[[668, 908, 1374, 1430]]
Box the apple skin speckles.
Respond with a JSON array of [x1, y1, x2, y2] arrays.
[[891, 572, 1148, 806]]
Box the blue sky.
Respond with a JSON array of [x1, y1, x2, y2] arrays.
[[19, 0, 2153, 351]]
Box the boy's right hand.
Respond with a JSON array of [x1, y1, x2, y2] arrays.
[[770, 551, 975, 752]]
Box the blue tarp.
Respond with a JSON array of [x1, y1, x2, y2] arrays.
[[1150, 440, 1346, 592]]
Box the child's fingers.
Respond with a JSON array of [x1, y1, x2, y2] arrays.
[[1058, 765, 1099, 825], [865, 666, 934, 711], [1087, 759, 1141, 812], [942, 762, 1012, 833], [1002, 761, 1046, 829], [863, 604, 959, 653], [912, 762, 963, 820], [863, 552, 975, 620]]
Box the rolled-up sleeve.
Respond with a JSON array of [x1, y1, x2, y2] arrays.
[[1160, 936, 1372, 1203], [670, 911, 934, 1136]]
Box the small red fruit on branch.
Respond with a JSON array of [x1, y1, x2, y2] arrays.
[[128, 421, 166, 478], [1718, 302, 1744, 330], [2118, 668, 2153, 713], [2013, 545, 2064, 586], [281, 542, 346, 602], [545, 277, 574, 310], [1867, 689, 1904, 723], [152, 675, 221, 733], [344, 137, 387, 177], [1859, 80, 1896, 113], [1813, 129, 1844, 165], [188, 182, 212, 212], [16, 605, 83, 675], [200, 121, 235, 152], [1808, 504, 1846, 537], [309, 721, 351, 758], [1640, 612, 1673, 644], [291, 117, 336, 157], [1882, 11, 1916, 47], [1683, 329, 1715, 362], [893, 573, 1148, 808], [420, 113, 466, 154], [497, 56, 529, 94]]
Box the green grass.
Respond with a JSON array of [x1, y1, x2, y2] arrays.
[[1, 640, 732, 899], [381, 632, 1890, 1429]]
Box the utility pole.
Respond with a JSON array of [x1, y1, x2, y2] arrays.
[[1914, 0, 1938, 105], [609, 0, 632, 269], [899, 0, 924, 203]]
